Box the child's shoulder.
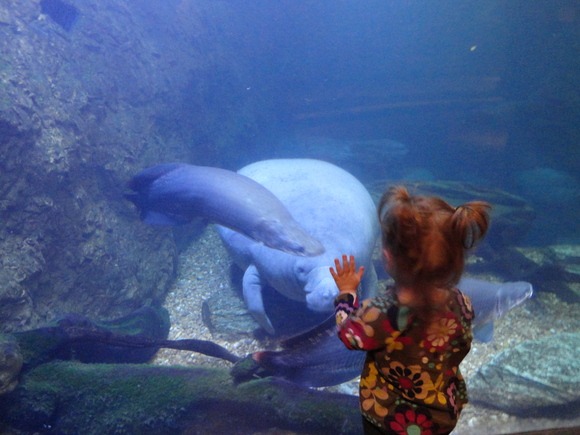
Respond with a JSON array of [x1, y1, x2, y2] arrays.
[[365, 285, 398, 311], [449, 287, 475, 320]]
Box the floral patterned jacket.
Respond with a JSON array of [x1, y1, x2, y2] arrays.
[[335, 286, 474, 434]]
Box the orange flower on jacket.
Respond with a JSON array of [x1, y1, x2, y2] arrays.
[[385, 329, 412, 353], [423, 315, 459, 352], [359, 305, 381, 337], [424, 373, 447, 406]]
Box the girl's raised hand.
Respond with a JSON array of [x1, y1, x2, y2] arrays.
[[329, 254, 365, 294]]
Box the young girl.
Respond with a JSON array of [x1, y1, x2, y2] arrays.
[[330, 185, 490, 434]]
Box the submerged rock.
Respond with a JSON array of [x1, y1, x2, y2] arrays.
[[515, 167, 580, 206], [513, 245, 580, 301], [0, 334, 23, 395], [0, 361, 359, 434], [13, 306, 171, 370], [468, 332, 580, 418], [0, 0, 267, 332]]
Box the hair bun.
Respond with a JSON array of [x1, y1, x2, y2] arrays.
[[452, 202, 491, 249]]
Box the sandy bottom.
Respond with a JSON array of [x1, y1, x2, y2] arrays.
[[153, 228, 580, 434]]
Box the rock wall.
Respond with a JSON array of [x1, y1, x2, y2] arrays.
[[0, 0, 267, 331]]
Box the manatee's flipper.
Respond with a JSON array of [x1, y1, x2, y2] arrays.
[[242, 264, 275, 334], [126, 163, 324, 256]]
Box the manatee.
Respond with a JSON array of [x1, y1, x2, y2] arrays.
[[459, 277, 533, 342], [216, 159, 380, 334], [125, 163, 324, 257]]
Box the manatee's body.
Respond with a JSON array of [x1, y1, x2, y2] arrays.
[[217, 159, 379, 334]]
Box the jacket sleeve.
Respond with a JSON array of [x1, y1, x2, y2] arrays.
[[334, 293, 392, 351]]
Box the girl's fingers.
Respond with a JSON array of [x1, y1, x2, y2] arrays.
[[334, 258, 342, 274], [332, 255, 359, 276]]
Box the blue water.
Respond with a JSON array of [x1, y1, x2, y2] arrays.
[[165, 0, 579, 246]]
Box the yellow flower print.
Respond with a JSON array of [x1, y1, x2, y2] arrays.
[[360, 364, 390, 417], [335, 310, 348, 326], [360, 389, 389, 417], [425, 316, 458, 349], [424, 373, 448, 406], [361, 388, 375, 412], [386, 330, 404, 353], [364, 362, 380, 388]]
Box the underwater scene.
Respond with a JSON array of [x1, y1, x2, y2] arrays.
[[0, 0, 578, 434]]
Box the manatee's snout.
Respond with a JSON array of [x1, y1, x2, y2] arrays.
[[504, 281, 534, 307], [524, 282, 533, 298], [304, 272, 338, 312], [496, 281, 534, 319]]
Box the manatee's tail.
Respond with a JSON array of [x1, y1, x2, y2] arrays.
[[127, 163, 185, 192], [125, 163, 192, 225]]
